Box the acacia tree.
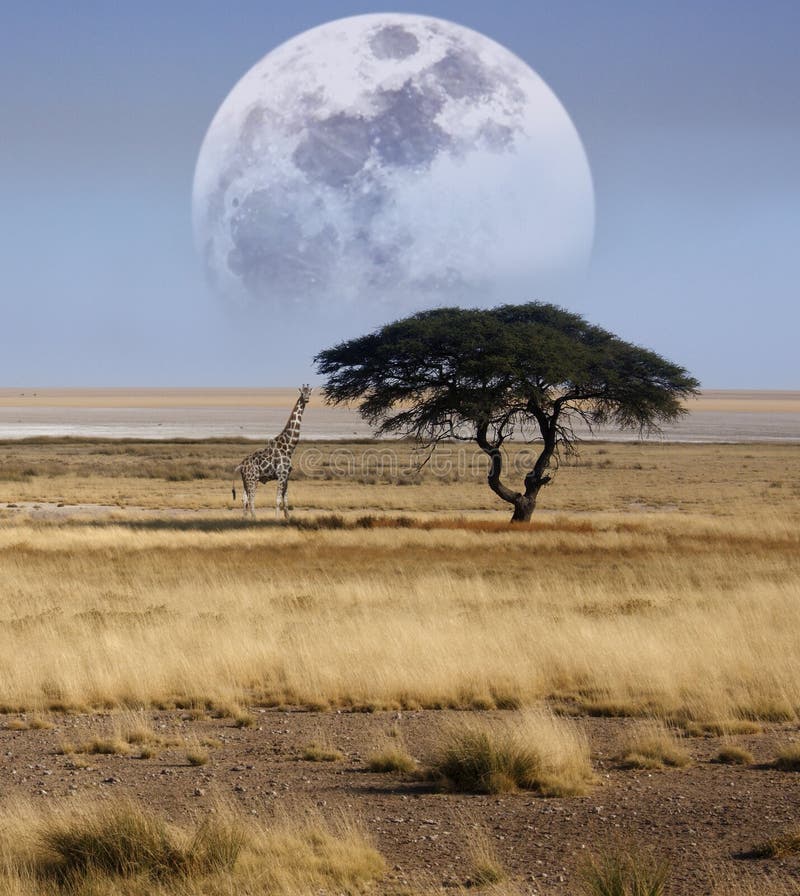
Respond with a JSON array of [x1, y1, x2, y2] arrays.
[[315, 303, 699, 522]]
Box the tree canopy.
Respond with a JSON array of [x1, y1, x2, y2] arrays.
[[315, 302, 700, 521]]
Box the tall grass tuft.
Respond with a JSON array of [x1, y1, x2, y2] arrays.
[[773, 744, 800, 771], [366, 745, 417, 774], [250, 811, 386, 892], [467, 834, 507, 887], [618, 722, 691, 770], [302, 741, 345, 762], [580, 846, 670, 896], [430, 711, 594, 796], [715, 745, 753, 765], [0, 798, 384, 894], [40, 800, 190, 880], [750, 827, 800, 859]]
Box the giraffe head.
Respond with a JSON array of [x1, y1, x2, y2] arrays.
[[298, 384, 312, 405]]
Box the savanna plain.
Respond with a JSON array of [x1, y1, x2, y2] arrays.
[[0, 429, 799, 895]]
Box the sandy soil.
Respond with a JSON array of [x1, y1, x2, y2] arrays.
[[2, 709, 799, 895], [3, 388, 800, 413], [1, 390, 799, 441], [0, 389, 326, 408]]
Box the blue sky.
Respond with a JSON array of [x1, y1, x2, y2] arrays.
[[1, 1, 798, 387]]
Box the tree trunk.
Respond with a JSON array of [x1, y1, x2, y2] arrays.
[[475, 419, 555, 524], [510, 494, 536, 523]]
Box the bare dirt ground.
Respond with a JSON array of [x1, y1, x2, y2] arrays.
[[2, 709, 799, 894]]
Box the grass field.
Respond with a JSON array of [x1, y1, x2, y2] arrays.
[[0, 439, 797, 721], [1, 436, 799, 895]]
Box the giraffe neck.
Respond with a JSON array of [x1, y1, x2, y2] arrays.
[[276, 397, 307, 452]]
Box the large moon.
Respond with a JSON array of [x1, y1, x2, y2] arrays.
[[192, 13, 594, 319]]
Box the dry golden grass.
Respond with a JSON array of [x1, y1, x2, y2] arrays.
[[618, 723, 691, 770], [185, 740, 210, 766], [430, 711, 595, 796], [0, 797, 384, 895], [714, 745, 754, 765], [773, 744, 800, 771], [713, 884, 800, 896], [579, 846, 670, 896], [2, 439, 799, 517], [367, 745, 417, 774], [0, 440, 798, 724], [466, 835, 508, 887], [749, 827, 800, 859], [302, 741, 346, 763], [53, 711, 182, 760]]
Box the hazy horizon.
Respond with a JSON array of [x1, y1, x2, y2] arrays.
[[2, 1, 798, 389]]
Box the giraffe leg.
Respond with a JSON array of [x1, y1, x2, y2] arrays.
[[244, 481, 257, 519], [277, 477, 289, 520]]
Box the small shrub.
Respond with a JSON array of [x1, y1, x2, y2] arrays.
[[750, 827, 800, 859], [580, 847, 669, 896], [493, 692, 522, 711], [233, 711, 256, 729], [619, 723, 690, 770], [4, 719, 28, 731], [470, 858, 506, 887], [38, 800, 244, 881], [468, 838, 507, 887], [774, 745, 800, 771], [84, 737, 131, 756], [189, 814, 248, 874], [430, 711, 594, 796], [302, 742, 345, 762], [367, 747, 416, 774], [186, 746, 209, 767], [738, 701, 794, 723], [681, 718, 762, 737], [585, 700, 641, 719], [122, 724, 154, 745], [41, 801, 185, 879], [0, 800, 382, 893], [715, 746, 753, 765], [28, 715, 54, 730], [255, 815, 385, 890]]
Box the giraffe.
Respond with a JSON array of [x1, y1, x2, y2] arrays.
[[232, 385, 311, 519]]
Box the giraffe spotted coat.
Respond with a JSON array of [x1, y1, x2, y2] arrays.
[[233, 385, 311, 519]]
